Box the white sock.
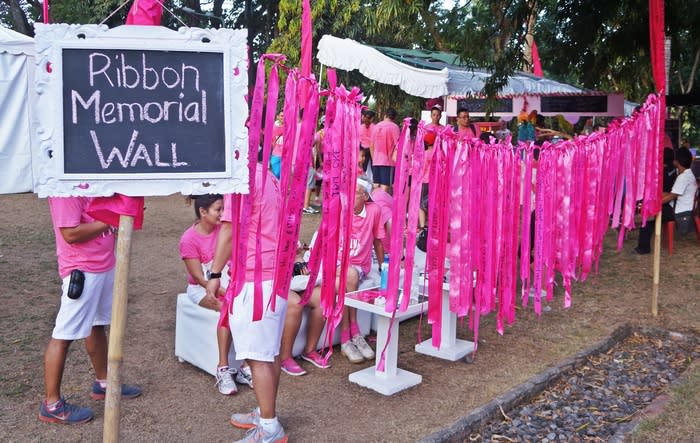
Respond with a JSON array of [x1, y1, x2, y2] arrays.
[[259, 416, 281, 434], [217, 366, 229, 373]]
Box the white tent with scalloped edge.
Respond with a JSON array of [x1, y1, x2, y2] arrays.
[[0, 26, 39, 194]]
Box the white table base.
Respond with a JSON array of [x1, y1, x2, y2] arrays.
[[414, 291, 475, 361]]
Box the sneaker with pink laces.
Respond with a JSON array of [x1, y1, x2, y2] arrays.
[[301, 351, 331, 369], [280, 358, 307, 376]]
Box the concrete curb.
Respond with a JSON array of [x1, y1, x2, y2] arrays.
[[419, 324, 638, 443]]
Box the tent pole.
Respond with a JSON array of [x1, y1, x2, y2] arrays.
[[651, 214, 662, 316], [318, 63, 324, 90]]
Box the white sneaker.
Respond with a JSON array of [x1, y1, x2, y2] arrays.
[[234, 423, 287, 443], [352, 335, 375, 360], [341, 341, 364, 364], [235, 365, 254, 389], [215, 366, 237, 395]]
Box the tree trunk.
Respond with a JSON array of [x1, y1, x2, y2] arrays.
[[6, 0, 33, 36], [523, 0, 538, 72], [419, 4, 446, 51]]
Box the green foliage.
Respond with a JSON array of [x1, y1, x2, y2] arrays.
[[3, 0, 700, 139]]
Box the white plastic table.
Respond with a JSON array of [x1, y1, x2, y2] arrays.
[[344, 287, 427, 396]]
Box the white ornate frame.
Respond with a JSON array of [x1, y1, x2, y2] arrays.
[[33, 23, 249, 197]]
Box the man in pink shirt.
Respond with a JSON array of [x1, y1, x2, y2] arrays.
[[370, 187, 393, 253], [278, 177, 385, 372], [456, 107, 478, 140], [359, 109, 375, 173], [339, 177, 386, 362], [206, 164, 289, 443], [40, 197, 141, 425], [425, 104, 444, 132], [371, 108, 400, 191]]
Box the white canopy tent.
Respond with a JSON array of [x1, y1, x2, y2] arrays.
[[0, 27, 39, 194], [317, 35, 449, 98], [317, 34, 632, 118]]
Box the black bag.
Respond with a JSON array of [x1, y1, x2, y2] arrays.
[[416, 228, 428, 252], [67, 269, 85, 300]]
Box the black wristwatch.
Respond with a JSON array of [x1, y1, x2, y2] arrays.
[[207, 271, 222, 280]]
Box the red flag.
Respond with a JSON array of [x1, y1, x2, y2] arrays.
[[532, 40, 543, 78]]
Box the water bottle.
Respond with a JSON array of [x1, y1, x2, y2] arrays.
[[380, 254, 389, 290]]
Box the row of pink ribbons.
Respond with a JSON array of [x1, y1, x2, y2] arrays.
[[381, 93, 663, 352]]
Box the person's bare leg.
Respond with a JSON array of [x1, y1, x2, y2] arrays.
[[279, 291, 302, 361], [248, 358, 281, 419], [304, 187, 312, 208], [217, 327, 232, 368], [339, 267, 359, 333], [44, 339, 71, 404], [303, 289, 324, 354], [340, 308, 351, 333], [419, 208, 427, 229], [85, 325, 108, 380]]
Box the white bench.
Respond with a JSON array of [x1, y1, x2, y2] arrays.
[[175, 272, 378, 376]]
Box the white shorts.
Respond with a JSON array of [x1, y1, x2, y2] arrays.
[[186, 284, 207, 306], [52, 268, 115, 340], [229, 281, 287, 362]]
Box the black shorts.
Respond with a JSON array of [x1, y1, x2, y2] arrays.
[[372, 165, 394, 186], [420, 183, 429, 211], [360, 147, 371, 172]]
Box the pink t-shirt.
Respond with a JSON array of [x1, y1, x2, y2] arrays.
[[370, 189, 393, 252], [48, 197, 116, 278], [342, 202, 385, 275], [272, 121, 284, 157], [371, 119, 400, 166], [457, 125, 477, 139], [359, 123, 375, 149], [422, 148, 434, 184], [425, 122, 443, 132], [222, 164, 281, 282], [179, 223, 222, 285]]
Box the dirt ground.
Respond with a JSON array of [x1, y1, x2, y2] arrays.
[[0, 193, 698, 442]]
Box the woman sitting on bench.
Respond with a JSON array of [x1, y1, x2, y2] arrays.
[[179, 194, 253, 395]]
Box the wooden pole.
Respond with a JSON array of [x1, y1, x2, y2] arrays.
[[651, 214, 662, 316], [103, 215, 134, 443]]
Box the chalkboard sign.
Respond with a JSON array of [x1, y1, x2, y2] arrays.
[[62, 48, 225, 174], [33, 24, 249, 197], [541, 95, 607, 113], [456, 98, 513, 113]]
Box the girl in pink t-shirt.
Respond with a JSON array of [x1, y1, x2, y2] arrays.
[[179, 194, 252, 394]]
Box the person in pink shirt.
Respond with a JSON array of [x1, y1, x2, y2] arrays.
[[278, 177, 385, 372], [371, 108, 400, 191], [359, 109, 376, 173], [425, 104, 444, 132], [179, 194, 253, 395], [270, 111, 284, 179], [39, 197, 141, 425], [420, 130, 437, 230], [370, 187, 393, 253], [456, 107, 478, 140], [206, 164, 289, 443], [339, 177, 386, 362]]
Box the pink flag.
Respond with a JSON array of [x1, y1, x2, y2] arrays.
[[126, 0, 163, 25], [532, 40, 543, 78]]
